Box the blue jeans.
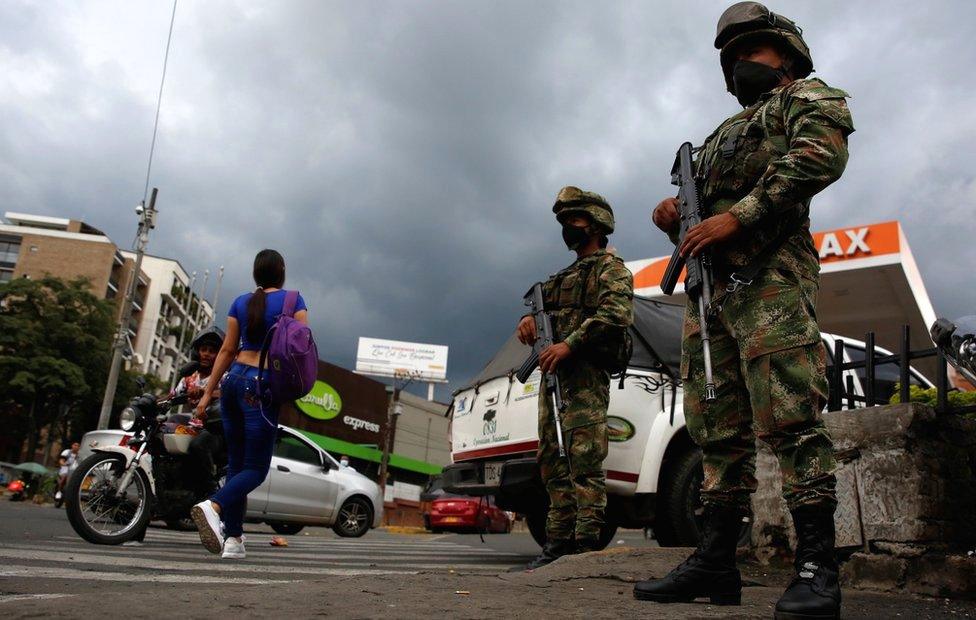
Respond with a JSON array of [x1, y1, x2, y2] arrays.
[[211, 362, 278, 537]]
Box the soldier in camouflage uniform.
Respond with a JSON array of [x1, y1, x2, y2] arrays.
[[516, 186, 634, 569], [634, 4, 853, 619]]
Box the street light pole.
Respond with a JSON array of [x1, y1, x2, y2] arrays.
[[211, 265, 225, 323], [97, 188, 158, 430]]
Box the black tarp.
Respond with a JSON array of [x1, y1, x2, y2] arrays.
[[456, 295, 685, 393]]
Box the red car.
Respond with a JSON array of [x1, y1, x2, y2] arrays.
[[427, 495, 512, 534]]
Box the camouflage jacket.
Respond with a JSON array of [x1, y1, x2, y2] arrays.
[[542, 250, 634, 354], [540, 249, 634, 429], [686, 78, 855, 282]]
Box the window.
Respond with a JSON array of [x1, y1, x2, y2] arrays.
[[846, 345, 924, 403], [0, 240, 20, 266], [275, 433, 321, 466], [0, 269, 12, 283]]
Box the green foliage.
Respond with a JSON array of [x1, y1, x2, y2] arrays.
[[0, 276, 116, 459], [889, 383, 976, 418]]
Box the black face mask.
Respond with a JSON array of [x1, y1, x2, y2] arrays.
[[732, 60, 788, 107], [561, 223, 590, 251]]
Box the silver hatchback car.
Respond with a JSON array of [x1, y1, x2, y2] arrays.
[[80, 424, 383, 537]]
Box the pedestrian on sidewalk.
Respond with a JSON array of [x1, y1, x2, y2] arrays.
[[192, 249, 309, 559]]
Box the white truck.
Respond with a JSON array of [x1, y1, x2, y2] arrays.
[[441, 296, 932, 550]]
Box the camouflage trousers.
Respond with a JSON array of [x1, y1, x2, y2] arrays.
[[538, 394, 609, 543], [682, 268, 837, 511]]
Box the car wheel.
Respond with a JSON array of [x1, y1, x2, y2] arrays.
[[654, 447, 703, 547], [526, 510, 616, 549], [332, 496, 372, 538], [270, 522, 304, 536]]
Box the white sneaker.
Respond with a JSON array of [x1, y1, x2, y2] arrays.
[[190, 501, 224, 555], [222, 536, 246, 559]]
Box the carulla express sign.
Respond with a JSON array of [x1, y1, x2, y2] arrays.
[[295, 380, 343, 420]]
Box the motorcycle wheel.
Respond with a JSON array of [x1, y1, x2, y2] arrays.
[[65, 453, 154, 545]]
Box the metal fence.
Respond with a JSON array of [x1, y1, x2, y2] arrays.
[[825, 324, 976, 416]]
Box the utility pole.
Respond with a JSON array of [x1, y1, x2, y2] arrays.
[[378, 382, 404, 496], [170, 270, 197, 389], [97, 188, 158, 430]]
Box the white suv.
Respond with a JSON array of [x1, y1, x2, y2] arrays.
[[442, 297, 932, 550]]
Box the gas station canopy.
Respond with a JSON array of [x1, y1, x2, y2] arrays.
[[626, 221, 938, 377]]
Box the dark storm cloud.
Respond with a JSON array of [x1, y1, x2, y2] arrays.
[[1, 1, 975, 398]]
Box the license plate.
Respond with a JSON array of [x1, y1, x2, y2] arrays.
[[484, 462, 502, 486], [442, 517, 462, 523]]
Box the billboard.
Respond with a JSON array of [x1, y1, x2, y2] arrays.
[[355, 337, 449, 382]]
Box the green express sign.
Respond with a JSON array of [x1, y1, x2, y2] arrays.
[[295, 380, 343, 420]]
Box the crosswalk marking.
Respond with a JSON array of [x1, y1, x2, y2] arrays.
[[0, 565, 300, 585], [0, 528, 531, 584]]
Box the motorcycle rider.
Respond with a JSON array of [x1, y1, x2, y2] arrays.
[[55, 441, 80, 505], [173, 326, 225, 496]]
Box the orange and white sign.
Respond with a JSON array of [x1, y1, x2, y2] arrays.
[[630, 220, 903, 293]]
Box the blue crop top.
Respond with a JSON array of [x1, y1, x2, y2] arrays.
[[228, 290, 307, 351]]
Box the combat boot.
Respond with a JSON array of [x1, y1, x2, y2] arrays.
[[633, 505, 743, 605], [523, 539, 575, 570], [575, 537, 601, 554], [774, 505, 841, 620]]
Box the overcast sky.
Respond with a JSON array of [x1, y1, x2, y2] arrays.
[[2, 1, 975, 399]]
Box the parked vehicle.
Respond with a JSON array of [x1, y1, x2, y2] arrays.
[[427, 495, 512, 534], [76, 410, 382, 541], [442, 296, 933, 550], [6, 479, 26, 501]]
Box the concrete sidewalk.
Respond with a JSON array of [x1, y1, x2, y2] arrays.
[[5, 545, 974, 618]]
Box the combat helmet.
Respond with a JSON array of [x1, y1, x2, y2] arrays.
[[715, 2, 814, 95], [552, 186, 615, 235], [189, 325, 225, 361]]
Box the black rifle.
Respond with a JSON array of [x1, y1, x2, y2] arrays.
[[515, 282, 566, 457], [660, 142, 717, 403]]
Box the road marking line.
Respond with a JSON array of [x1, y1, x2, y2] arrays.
[[0, 565, 300, 584], [0, 548, 506, 575], [0, 545, 523, 567], [30, 541, 521, 559], [0, 594, 74, 604]]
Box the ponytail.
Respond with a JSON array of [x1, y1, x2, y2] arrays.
[[246, 248, 286, 345], [246, 288, 268, 345]]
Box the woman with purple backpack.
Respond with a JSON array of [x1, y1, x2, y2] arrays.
[[192, 249, 309, 559]]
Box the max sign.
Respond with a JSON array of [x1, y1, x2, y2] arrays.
[[811, 221, 900, 265]]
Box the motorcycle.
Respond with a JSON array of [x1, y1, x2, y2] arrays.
[[64, 380, 226, 545], [931, 316, 976, 386]]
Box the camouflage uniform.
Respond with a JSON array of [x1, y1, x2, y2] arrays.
[[537, 189, 634, 546], [680, 78, 855, 511]]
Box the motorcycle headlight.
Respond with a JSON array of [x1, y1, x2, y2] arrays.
[[119, 406, 139, 431]]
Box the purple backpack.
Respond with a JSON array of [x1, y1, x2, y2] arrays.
[[257, 290, 318, 402]]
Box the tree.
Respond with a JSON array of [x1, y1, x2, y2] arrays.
[[0, 277, 115, 461]]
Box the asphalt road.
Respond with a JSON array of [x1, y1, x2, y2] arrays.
[[5, 499, 969, 619], [0, 499, 656, 596]]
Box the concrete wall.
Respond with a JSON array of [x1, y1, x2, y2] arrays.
[[751, 403, 976, 598], [394, 391, 451, 467]]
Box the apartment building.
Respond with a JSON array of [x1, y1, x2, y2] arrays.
[[122, 252, 214, 383], [1, 212, 214, 384], [0, 212, 151, 352]]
